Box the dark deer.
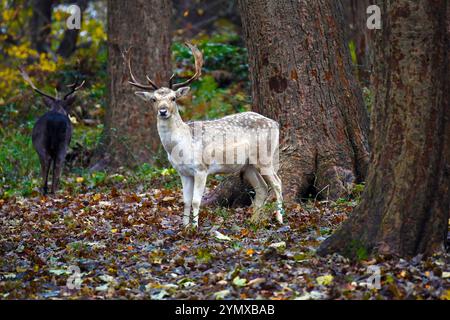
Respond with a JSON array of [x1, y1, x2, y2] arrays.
[[19, 67, 84, 195]]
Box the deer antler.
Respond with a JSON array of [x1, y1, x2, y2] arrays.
[[171, 43, 204, 90], [122, 47, 159, 90], [18, 67, 56, 101], [63, 78, 85, 100]]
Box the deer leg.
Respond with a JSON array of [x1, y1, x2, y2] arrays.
[[39, 156, 51, 195], [191, 171, 207, 228], [180, 175, 194, 227], [262, 169, 284, 224], [243, 165, 268, 213], [51, 156, 64, 194]]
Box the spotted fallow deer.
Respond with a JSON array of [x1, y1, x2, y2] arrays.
[[123, 43, 283, 229]]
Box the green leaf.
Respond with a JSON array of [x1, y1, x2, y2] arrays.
[[316, 274, 334, 286], [214, 289, 231, 300], [232, 276, 247, 287]]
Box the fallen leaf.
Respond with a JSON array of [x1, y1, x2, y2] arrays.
[[214, 289, 230, 300], [248, 277, 265, 287], [316, 274, 334, 286], [269, 241, 286, 249], [232, 276, 247, 287], [151, 290, 169, 300], [246, 248, 255, 256], [214, 231, 231, 241], [441, 289, 450, 300], [95, 284, 109, 291]]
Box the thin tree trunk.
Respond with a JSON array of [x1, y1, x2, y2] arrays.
[[56, 0, 88, 58], [319, 0, 449, 258], [204, 0, 370, 208], [30, 0, 53, 53], [100, 0, 172, 168]]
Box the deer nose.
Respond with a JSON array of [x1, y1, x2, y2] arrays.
[[159, 108, 168, 116]]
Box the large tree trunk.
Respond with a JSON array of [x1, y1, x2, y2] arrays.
[[30, 0, 53, 53], [204, 0, 370, 207], [319, 0, 449, 258], [101, 0, 172, 167]]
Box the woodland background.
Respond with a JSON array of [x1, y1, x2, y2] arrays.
[[0, 0, 448, 300]]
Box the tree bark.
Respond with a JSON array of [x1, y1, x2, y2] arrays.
[[30, 0, 53, 53], [101, 0, 172, 167], [204, 0, 370, 207], [319, 0, 449, 258]]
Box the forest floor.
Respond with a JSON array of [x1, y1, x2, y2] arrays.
[[0, 186, 449, 300]]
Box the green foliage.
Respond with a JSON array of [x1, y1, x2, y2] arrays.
[[345, 240, 369, 261], [196, 247, 213, 264], [362, 87, 374, 112], [212, 207, 231, 220], [0, 127, 40, 197], [352, 183, 365, 201], [332, 183, 366, 208], [172, 39, 250, 120], [61, 163, 180, 196], [172, 41, 248, 81], [348, 41, 358, 65]]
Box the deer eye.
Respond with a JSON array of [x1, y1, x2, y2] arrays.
[[171, 97, 176, 102], [150, 97, 156, 103]]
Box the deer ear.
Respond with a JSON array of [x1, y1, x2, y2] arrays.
[[135, 91, 152, 101], [175, 87, 190, 99]]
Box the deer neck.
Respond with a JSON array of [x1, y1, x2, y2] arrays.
[[157, 111, 191, 154], [51, 106, 69, 117]]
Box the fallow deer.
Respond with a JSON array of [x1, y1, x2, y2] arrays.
[[19, 67, 84, 195], [123, 43, 283, 228]]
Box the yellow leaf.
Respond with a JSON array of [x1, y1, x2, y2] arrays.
[[316, 274, 334, 286], [69, 115, 78, 124], [111, 229, 118, 233], [92, 193, 101, 201], [76, 177, 84, 183], [441, 289, 450, 300], [16, 266, 27, 273], [246, 248, 255, 256]]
